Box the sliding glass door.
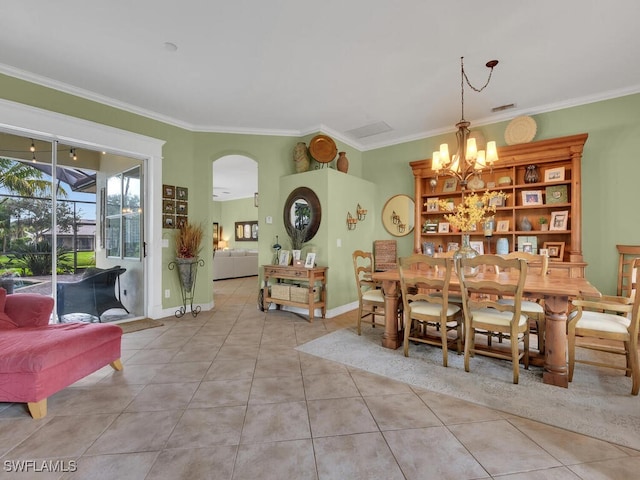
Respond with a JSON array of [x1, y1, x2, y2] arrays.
[[0, 130, 146, 323]]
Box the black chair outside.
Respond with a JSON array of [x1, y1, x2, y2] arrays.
[[56, 266, 129, 322]]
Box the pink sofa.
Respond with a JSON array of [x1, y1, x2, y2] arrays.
[[0, 289, 123, 419]]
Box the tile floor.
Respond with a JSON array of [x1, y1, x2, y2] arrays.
[[1, 276, 639, 479]]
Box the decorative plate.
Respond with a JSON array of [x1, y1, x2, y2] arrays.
[[505, 116, 537, 145], [467, 176, 485, 191], [309, 134, 338, 163]]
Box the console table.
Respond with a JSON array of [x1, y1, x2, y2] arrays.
[[262, 265, 328, 322]]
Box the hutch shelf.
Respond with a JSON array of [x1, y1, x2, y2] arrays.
[[411, 133, 588, 277]]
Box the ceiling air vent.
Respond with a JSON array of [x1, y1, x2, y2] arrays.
[[345, 121, 392, 139]]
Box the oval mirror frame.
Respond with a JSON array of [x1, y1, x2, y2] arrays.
[[283, 187, 321, 242], [382, 194, 415, 237]]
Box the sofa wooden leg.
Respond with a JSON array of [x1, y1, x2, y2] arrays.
[[110, 359, 123, 371], [27, 399, 47, 419]]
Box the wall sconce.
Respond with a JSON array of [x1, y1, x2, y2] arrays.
[[397, 223, 406, 234], [347, 212, 357, 230], [391, 210, 400, 225], [356, 203, 367, 221]]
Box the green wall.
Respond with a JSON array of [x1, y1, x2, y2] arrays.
[[214, 197, 258, 250], [2, 72, 639, 311], [363, 94, 640, 294]]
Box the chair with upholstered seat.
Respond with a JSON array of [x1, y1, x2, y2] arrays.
[[568, 258, 640, 395], [616, 245, 640, 299], [458, 254, 529, 384], [496, 252, 549, 353], [399, 254, 462, 367], [352, 250, 386, 335]]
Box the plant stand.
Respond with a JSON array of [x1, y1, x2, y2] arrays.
[[168, 257, 204, 318]]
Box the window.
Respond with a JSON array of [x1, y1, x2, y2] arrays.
[[105, 166, 142, 259]]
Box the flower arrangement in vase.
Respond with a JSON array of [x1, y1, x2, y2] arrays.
[[438, 191, 509, 275]]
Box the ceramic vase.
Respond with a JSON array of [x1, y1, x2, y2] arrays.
[[520, 216, 532, 231], [524, 164, 539, 183], [336, 151, 349, 173], [453, 234, 479, 277], [293, 142, 310, 173]]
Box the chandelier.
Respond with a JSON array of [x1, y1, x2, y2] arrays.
[[432, 57, 499, 188]]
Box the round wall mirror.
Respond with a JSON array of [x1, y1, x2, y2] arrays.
[[382, 194, 415, 237], [283, 187, 321, 242]]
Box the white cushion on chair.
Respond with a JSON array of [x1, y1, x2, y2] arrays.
[[576, 310, 631, 334], [497, 298, 544, 313], [410, 300, 460, 317], [471, 308, 528, 328], [362, 289, 385, 303]]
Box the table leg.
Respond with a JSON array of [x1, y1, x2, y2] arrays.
[[542, 294, 569, 387], [381, 279, 402, 349]]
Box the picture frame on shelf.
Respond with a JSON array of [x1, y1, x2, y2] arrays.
[[442, 178, 457, 193], [426, 197, 439, 212], [438, 222, 450, 233], [447, 242, 459, 252], [545, 185, 568, 204], [489, 196, 505, 207], [522, 242, 533, 253], [550, 211, 569, 231], [304, 252, 316, 268], [543, 242, 565, 261], [544, 166, 565, 182], [470, 241, 484, 255], [521, 190, 543, 206], [496, 220, 509, 232], [278, 250, 291, 266], [539, 248, 549, 257], [422, 242, 435, 256]]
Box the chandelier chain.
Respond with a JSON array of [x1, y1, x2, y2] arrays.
[[459, 56, 496, 121]]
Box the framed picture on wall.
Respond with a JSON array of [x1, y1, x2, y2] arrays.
[[163, 184, 175, 199], [235, 220, 259, 241], [163, 199, 175, 214], [163, 214, 175, 229], [176, 186, 188, 200], [212, 222, 219, 249]]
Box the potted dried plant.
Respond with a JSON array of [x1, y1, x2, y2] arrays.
[[289, 226, 309, 264], [174, 222, 204, 293]]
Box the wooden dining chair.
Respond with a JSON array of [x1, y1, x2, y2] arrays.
[[352, 250, 386, 335], [616, 245, 640, 299], [398, 254, 462, 367], [568, 258, 640, 395], [496, 252, 549, 353], [458, 255, 530, 384]]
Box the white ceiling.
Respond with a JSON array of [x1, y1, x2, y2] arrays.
[[2, 1, 640, 197]]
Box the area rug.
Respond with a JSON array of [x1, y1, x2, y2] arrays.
[[297, 327, 640, 450], [116, 318, 164, 334]]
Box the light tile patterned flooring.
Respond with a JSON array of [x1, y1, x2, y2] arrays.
[[1, 276, 639, 479]]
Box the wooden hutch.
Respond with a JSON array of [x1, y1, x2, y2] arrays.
[[411, 133, 588, 277]]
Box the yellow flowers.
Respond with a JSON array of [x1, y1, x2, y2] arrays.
[[438, 191, 508, 232]]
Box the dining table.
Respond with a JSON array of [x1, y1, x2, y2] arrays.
[[371, 267, 601, 388]]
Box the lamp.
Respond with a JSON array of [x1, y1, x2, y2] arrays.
[[218, 239, 228, 250], [432, 57, 499, 188]]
